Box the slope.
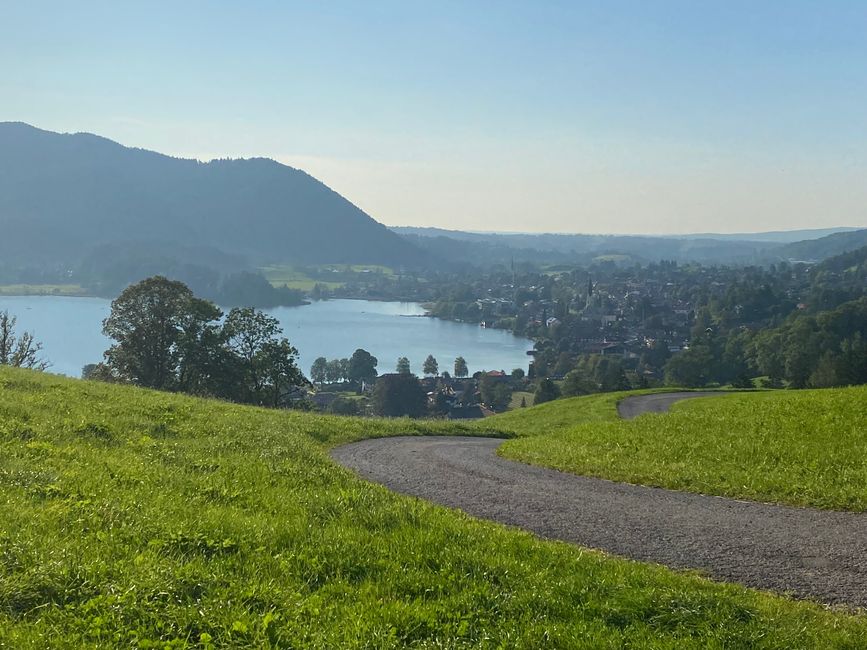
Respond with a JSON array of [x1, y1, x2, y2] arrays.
[[494, 388, 867, 510], [1, 368, 866, 647], [775, 229, 867, 262], [0, 122, 422, 268]]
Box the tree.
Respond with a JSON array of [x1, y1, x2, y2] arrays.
[[0, 311, 48, 370], [102, 276, 200, 389], [454, 356, 468, 378], [371, 373, 427, 417], [553, 352, 574, 377], [223, 307, 279, 397], [338, 358, 350, 382], [260, 338, 307, 407], [98, 276, 307, 407], [175, 296, 226, 395], [222, 307, 305, 405], [348, 348, 378, 384], [480, 373, 511, 411], [562, 369, 596, 397], [423, 354, 439, 376], [325, 358, 344, 383], [82, 363, 116, 382], [534, 378, 560, 405], [396, 356, 411, 374], [310, 357, 328, 385], [664, 346, 714, 388], [511, 368, 525, 381], [329, 396, 361, 416]]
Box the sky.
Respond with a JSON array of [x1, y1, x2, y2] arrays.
[[2, 1, 866, 235]]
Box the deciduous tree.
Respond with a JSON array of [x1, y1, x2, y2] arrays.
[[310, 357, 328, 385], [102, 276, 198, 389], [454, 356, 468, 378], [0, 311, 48, 371], [371, 373, 427, 417], [348, 348, 378, 384]]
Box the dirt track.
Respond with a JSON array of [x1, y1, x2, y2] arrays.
[[331, 392, 867, 606]]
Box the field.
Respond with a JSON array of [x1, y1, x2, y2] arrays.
[[259, 266, 342, 291], [495, 388, 867, 511], [1, 368, 867, 647], [261, 265, 396, 291], [0, 284, 90, 296], [507, 390, 535, 410]]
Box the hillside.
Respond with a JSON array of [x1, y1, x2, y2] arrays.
[[0, 123, 422, 269], [394, 226, 867, 268], [774, 229, 867, 262], [815, 244, 867, 274], [496, 388, 867, 510], [2, 368, 866, 646], [392, 226, 779, 266]]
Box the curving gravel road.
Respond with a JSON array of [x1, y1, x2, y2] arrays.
[[616, 391, 725, 419], [331, 392, 867, 607]]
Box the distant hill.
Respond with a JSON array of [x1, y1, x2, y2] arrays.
[[815, 244, 867, 274], [0, 122, 422, 269], [665, 227, 862, 244], [392, 226, 867, 267], [392, 226, 779, 266], [397, 225, 861, 245], [773, 230, 867, 263]]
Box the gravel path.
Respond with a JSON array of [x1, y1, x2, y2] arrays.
[[331, 393, 867, 607], [616, 391, 725, 419]]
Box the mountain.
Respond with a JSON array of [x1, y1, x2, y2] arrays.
[[815, 244, 867, 274], [773, 229, 867, 263], [396, 225, 860, 244], [0, 122, 422, 268], [391, 226, 780, 266], [664, 227, 862, 243]]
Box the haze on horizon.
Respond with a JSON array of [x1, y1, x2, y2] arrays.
[[2, 1, 866, 235]]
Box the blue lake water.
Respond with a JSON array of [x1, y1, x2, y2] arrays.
[[0, 296, 533, 378]]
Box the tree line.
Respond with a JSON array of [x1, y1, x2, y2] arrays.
[[83, 276, 307, 407]]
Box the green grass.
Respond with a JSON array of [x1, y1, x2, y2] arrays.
[[261, 264, 396, 291], [259, 266, 343, 291], [507, 390, 535, 410], [2, 368, 867, 647], [493, 388, 867, 511], [0, 284, 89, 296]]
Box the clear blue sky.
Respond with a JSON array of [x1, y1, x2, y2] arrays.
[[2, 1, 866, 234]]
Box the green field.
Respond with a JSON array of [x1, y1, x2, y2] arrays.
[[261, 264, 396, 291], [0, 284, 90, 296], [507, 390, 535, 410], [259, 266, 343, 291], [1, 368, 866, 647], [495, 388, 867, 511]]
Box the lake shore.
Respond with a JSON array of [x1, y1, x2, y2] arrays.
[[0, 296, 533, 379]]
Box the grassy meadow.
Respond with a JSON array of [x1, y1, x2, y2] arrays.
[[0, 284, 90, 296], [495, 388, 867, 511], [1, 368, 867, 647], [259, 266, 342, 291], [260, 264, 396, 291]]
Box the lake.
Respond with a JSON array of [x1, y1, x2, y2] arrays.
[[0, 296, 533, 378]]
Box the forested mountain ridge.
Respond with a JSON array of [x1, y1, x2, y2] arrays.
[[393, 226, 776, 265], [773, 229, 867, 263], [392, 225, 867, 267], [0, 122, 423, 268]]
